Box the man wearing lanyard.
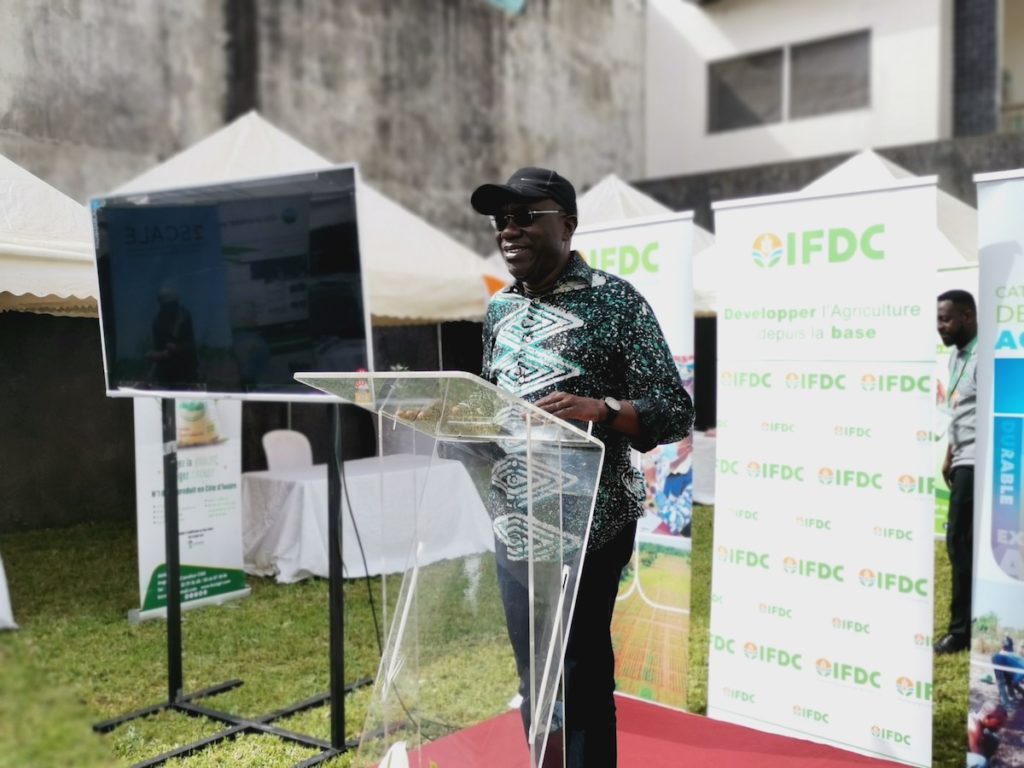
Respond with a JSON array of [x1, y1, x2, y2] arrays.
[[935, 289, 979, 655]]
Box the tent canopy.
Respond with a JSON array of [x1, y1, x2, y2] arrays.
[[114, 111, 490, 325], [0, 153, 97, 317], [700, 150, 979, 312], [483, 173, 718, 315], [802, 150, 978, 293]]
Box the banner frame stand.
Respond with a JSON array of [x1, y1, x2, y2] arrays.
[[92, 398, 368, 768]]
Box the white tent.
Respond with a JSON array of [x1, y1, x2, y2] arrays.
[[801, 150, 978, 296], [483, 173, 719, 314], [694, 150, 980, 313], [0, 153, 96, 317], [114, 111, 490, 325], [579, 175, 718, 314], [577, 173, 679, 221]]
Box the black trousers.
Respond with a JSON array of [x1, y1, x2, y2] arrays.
[[496, 520, 637, 768], [946, 465, 974, 639]]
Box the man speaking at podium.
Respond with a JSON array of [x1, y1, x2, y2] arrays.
[[472, 167, 694, 768]]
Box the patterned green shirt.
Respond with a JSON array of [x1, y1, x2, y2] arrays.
[[482, 251, 694, 551]]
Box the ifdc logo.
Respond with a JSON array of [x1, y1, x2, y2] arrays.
[[742, 641, 803, 670], [858, 568, 928, 596], [818, 468, 834, 485], [783, 558, 844, 581], [723, 686, 757, 704], [747, 462, 762, 478], [860, 374, 877, 391], [785, 372, 800, 389], [716, 547, 770, 569], [793, 705, 830, 724], [897, 474, 935, 495], [832, 617, 871, 634], [759, 602, 793, 619], [896, 676, 933, 701], [815, 658, 882, 688], [752, 233, 784, 268], [874, 525, 914, 542], [872, 725, 912, 747]]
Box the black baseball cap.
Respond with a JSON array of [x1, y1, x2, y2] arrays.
[[471, 167, 577, 216]]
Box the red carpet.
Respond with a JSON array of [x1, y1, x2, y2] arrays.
[[412, 695, 909, 767]]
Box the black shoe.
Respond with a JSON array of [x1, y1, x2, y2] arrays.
[[934, 633, 969, 655]]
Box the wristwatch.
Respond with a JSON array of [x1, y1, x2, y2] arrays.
[[602, 396, 622, 424]]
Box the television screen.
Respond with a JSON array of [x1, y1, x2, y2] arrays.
[[92, 165, 371, 400]]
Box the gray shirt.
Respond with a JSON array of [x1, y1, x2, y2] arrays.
[[947, 338, 977, 468]]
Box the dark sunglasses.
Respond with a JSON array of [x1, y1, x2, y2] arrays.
[[491, 208, 565, 231]]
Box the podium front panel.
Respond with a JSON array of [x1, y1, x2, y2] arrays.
[[296, 372, 604, 768]]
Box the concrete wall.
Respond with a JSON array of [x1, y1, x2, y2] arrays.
[[253, 0, 646, 252], [955, 0, 997, 135], [0, 0, 646, 252], [0, 0, 227, 201], [0, 0, 644, 531], [646, 0, 953, 177]]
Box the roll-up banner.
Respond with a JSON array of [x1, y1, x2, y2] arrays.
[[574, 212, 695, 710], [968, 170, 1024, 767], [132, 398, 249, 621], [709, 180, 935, 766]]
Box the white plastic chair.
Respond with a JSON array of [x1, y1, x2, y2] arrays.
[[262, 429, 314, 471]]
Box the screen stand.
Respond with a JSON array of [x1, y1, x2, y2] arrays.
[[327, 402, 349, 751], [92, 398, 365, 768]]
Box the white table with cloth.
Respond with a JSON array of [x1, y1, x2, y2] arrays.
[[241, 453, 494, 582], [0, 552, 17, 630], [692, 430, 716, 506]]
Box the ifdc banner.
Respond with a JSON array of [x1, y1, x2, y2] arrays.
[[968, 171, 1024, 767], [709, 181, 936, 766], [133, 398, 249, 621], [574, 213, 695, 710]]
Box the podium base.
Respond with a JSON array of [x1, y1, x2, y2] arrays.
[[93, 677, 372, 768]]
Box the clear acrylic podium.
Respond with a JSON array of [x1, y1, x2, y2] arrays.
[[295, 371, 604, 768]]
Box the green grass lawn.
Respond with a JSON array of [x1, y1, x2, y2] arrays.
[[0, 505, 968, 767]]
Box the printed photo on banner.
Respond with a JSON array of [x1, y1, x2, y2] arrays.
[[132, 397, 248, 619], [573, 213, 696, 712], [969, 172, 1024, 768]]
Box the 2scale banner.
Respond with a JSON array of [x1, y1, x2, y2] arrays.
[[709, 181, 936, 766], [968, 171, 1024, 768], [573, 213, 695, 710], [132, 398, 249, 621]]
